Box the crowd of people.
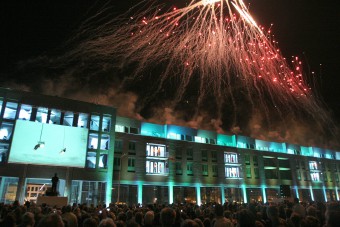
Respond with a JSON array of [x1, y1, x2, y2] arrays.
[[1, 198, 340, 227]]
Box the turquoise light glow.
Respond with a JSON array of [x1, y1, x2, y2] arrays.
[[262, 186, 267, 203], [336, 187, 339, 201], [141, 122, 165, 137], [196, 184, 201, 206], [169, 182, 174, 204], [242, 185, 247, 203], [310, 186, 314, 201], [323, 186, 327, 202], [295, 187, 299, 199], [138, 182, 143, 204]]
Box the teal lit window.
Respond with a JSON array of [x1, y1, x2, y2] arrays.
[[102, 116, 111, 132], [18, 104, 32, 121], [187, 162, 193, 175], [50, 109, 61, 124], [36, 107, 48, 123], [114, 140, 123, 152], [90, 114, 100, 131], [128, 141, 136, 152], [202, 150, 208, 161], [176, 162, 182, 175], [78, 113, 88, 128], [187, 148, 193, 160], [3, 101, 18, 120], [211, 150, 217, 162], [212, 165, 218, 177], [253, 156, 258, 166], [246, 166, 252, 178], [254, 167, 259, 179], [63, 111, 74, 126], [244, 155, 250, 165]]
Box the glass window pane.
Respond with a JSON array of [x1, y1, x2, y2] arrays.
[[88, 133, 99, 149], [3, 102, 18, 120], [18, 104, 32, 120], [99, 152, 108, 169], [102, 116, 111, 132], [78, 113, 88, 128], [50, 109, 61, 124], [0, 122, 14, 140], [0, 142, 9, 163], [63, 111, 74, 126], [100, 134, 110, 150], [36, 107, 48, 123], [86, 152, 96, 168], [90, 115, 100, 131]]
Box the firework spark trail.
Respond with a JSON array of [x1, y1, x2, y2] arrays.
[[65, 0, 331, 129]]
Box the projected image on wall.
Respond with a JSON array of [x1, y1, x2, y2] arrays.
[[225, 167, 240, 178], [9, 120, 88, 167], [146, 143, 167, 157], [146, 161, 168, 174]]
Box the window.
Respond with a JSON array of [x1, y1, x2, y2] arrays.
[[280, 170, 292, 180], [246, 166, 252, 178], [99, 152, 108, 169], [0, 142, 9, 163], [185, 135, 193, 141], [224, 152, 238, 163], [254, 167, 259, 179], [50, 109, 61, 124], [202, 164, 208, 176], [128, 158, 135, 172], [211, 150, 217, 162], [187, 162, 193, 175], [176, 162, 182, 175], [86, 152, 96, 168], [253, 156, 258, 166], [78, 113, 88, 128], [88, 133, 99, 149], [18, 104, 32, 120], [36, 107, 48, 123], [202, 150, 208, 161], [128, 141, 136, 153], [264, 169, 278, 179], [296, 170, 301, 181], [263, 157, 276, 167], [212, 165, 218, 177], [3, 101, 18, 120], [114, 157, 121, 170], [130, 127, 139, 134], [63, 111, 74, 126], [90, 115, 100, 131], [225, 166, 240, 178], [187, 148, 193, 160], [244, 155, 250, 165], [102, 116, 111, 132], [114, 140, 123, 152], [175, 147, 182, 159], [0, 122, 13, 140], [100, 134, 110, 150]]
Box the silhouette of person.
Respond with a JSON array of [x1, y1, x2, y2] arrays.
[[51, 173, 59, 195]]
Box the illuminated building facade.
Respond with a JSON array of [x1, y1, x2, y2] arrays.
[[1, 87, 340, 206]]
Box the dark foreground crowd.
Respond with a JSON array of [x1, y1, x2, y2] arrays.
[[1, 198, 340, 227]]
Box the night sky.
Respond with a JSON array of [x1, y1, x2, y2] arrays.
[[1, 0, 339, 147]]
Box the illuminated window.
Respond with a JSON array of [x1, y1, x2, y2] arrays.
[[100, 134, 110, 150], [78, 113, 88, 128], [244, 155, 250, 165], [224, 152, 238, 164], [309, 161, 318, 170], [86, 152, 96, 168], [146, 160, 168, 175], [63, 111, 74, 126], [115, 125, 125, 133], [3, 101, 18, 120], [225, 166, 240, 178], [90, 114, 100, 131], [102, 116, 111, 132], [0, 122, 13, 140], [36, 107, 48, 123], [99, 152, 108, 169], [50, 109, 61, 124], [18, 104, 32, 120], [88, 133, 99, 149], [146, 143, 167, 157], [0, 142, 9, 163], [263, 157, 276, 167], [311, 172, 320, 181]]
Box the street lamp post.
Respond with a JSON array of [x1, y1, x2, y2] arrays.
[[117, 153, 128, 204]]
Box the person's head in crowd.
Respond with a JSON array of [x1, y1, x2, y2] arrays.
[[83, 217, 99, 227], [2, 213, 16, 227], [223, 210, 232, 219], [194, 218, 204, 227], [134, 211, 143, 226], [144, 210, 154, 226], [21, 212, 35, 227], [306, 205, 317, 217], [181, 219, 199, 227], [117, 211, 127, 222], [160, 207, 176, 227], [324, 202, 340, 227], [235, 209, 256, 227], [301, 215, 319, 227], [37, 213, 64, 227], [203, 218, 211, 227], [99, 218, 116, 227], [289, 212, 302, 227], [214, 204, 224, 217]]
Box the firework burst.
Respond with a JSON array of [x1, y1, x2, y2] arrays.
[[64, 0, 331, 133]]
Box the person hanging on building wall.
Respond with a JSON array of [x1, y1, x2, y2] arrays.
[[51, 173, 59, 195]]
